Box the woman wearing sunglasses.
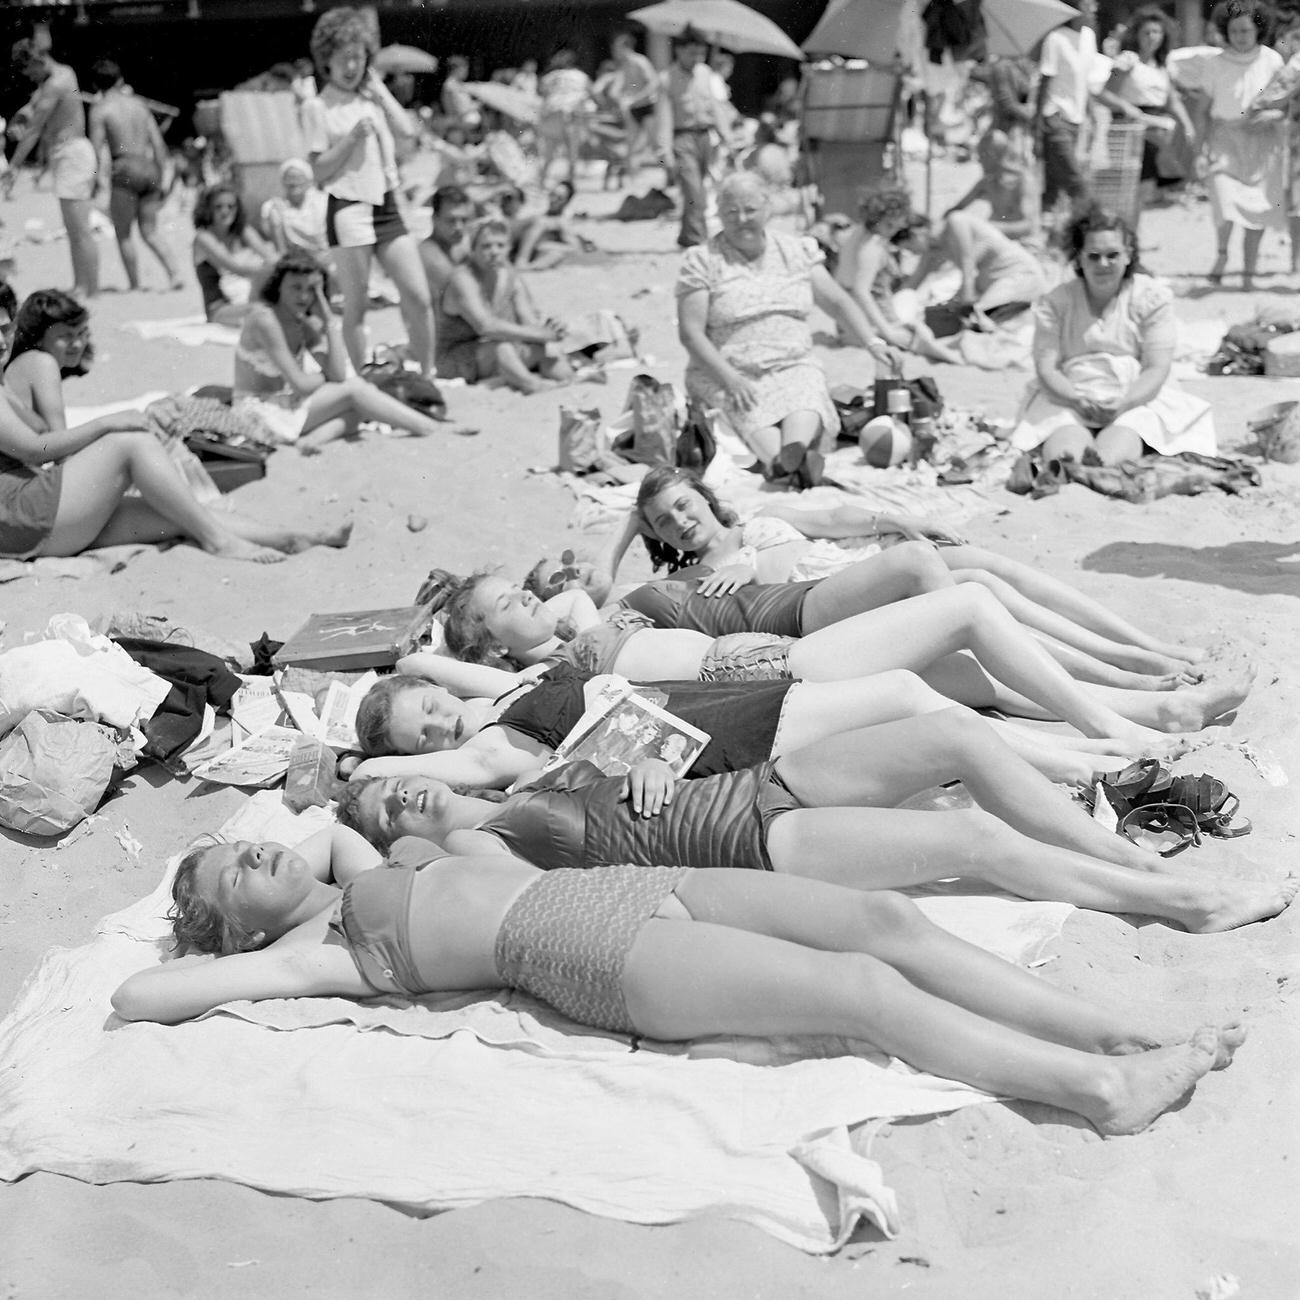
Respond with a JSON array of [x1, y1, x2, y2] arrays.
[[1010, 206, 1215, 467]]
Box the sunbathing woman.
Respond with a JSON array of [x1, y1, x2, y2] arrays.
[[235, 251, 452, 454], [192, 184, 275, 327], [0, 290, 343, 562], [347, 663, 1148, 791], [592, 465, 1208, 684], [111, 829, 1243, 1137], [337, 717, 1293, 930], [438, 572, 1251, 752]]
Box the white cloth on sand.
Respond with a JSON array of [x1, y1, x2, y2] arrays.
[[0, 792, 1072, 1253]]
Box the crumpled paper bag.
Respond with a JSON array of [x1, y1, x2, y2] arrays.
[[0, 711, 120, 835]]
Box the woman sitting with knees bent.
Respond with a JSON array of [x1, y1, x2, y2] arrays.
[[112, 827, 1244, 1138], [678, 171, 897, 489], [0, 289, 343, 562], [1011, 206, 1215, 467], [303, 7, 435, 377], [234, 251, 451, 454], [192, 184, 276, 327], [436, 219, 573, 393], [591, 465, 1207, 682]]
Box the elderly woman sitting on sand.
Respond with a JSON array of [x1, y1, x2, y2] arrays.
[[112, 824, 1248, 1138], [678, 171, 897, 490], [234, 251, 452, 453], [0, 288, 344, 562], [1011, 205, 1215, 466], [435, 218, 575, 394]]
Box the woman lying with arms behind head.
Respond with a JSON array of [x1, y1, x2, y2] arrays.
[[430, 569, 1250, 754], [588, 464, 1210, 686], [0, 288, 343, 562], [111, 822, 1246, 1137], [234, 250, 452, 455], [337, 715, 1294, 931]]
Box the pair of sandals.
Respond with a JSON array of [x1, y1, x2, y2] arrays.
[[763, 441, 824, 491], [1092, 758, 1252, 858]]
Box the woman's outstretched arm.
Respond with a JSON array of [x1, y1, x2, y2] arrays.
[[112, 938, 365, 1025], [396, 652, 537, 698]]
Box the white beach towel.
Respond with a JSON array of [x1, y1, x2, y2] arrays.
[[123, 316, 241, 348], [0, 793, 1071, 1253]]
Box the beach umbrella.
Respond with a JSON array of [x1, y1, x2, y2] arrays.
[[373, 45, 438, 75], [463, 81, 542, 126], [629, 0, 805, 60], [803, 0, 1075, 61]]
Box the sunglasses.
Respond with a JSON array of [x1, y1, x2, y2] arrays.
[[531, 549, 581, 599]]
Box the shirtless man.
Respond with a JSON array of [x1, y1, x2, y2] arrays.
[[5, 39, 99, 297], [608, 29, 658, 177], [87, 59, 182, 292], [419, 184, 473, 299]]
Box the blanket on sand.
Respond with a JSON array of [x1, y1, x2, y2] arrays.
[[0, 793, 1071, 1252]]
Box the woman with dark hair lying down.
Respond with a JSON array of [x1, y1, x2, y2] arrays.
[[112, 823, 1246, 1137]]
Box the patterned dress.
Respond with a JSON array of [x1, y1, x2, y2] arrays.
[[677, 230, 840, 443]]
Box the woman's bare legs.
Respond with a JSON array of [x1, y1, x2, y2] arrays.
[[787, 584, 1163, 745], [38, 432, 284, 562], [761, 802, 1294, 932], [800, 541, 955, 629], [623, 879, 1230, 1134], [305, 376, 449, 438], [775, 673, 1126, 786], [1030, 633, 1187, 691], [774, 708, 1157, 872], [376, 235, 436, 376], [944, 547, 1203, 669], [331, 244, 374, 373]]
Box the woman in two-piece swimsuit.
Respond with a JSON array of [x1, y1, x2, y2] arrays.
[[0, 288, 340, 562], [438, 573, 1253, 754], [233, 251, 452, 455], [192, 185, 275, 327], [110, 824, 1245, 1138], [594, 464, 1210, 685], [338, 726, 1293, 932]]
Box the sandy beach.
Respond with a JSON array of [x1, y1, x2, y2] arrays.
[[1, 155, 1299, 1299]]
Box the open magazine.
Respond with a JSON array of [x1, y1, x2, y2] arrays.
[[543, 679, 710, 779]]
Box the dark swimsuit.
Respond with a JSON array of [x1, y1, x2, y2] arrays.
[[620, 578, 819, 637], [478, 759, 802, 872], [494, 663, 795, 778]]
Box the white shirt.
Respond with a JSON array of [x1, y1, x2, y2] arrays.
[[302, 84, 396, 206], [1040, 26, 1099, 125]]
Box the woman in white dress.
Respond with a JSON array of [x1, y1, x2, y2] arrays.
[[1169, 0, 1284, 288], [1011, 207, 1214, 466]]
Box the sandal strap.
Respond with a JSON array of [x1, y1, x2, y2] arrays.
[[1118, 803, 1202, 857]]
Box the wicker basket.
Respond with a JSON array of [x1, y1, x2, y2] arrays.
[[1086, 121, 1146, 227]]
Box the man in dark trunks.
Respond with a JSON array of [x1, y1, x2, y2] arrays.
[[87, 59, 182, 292]]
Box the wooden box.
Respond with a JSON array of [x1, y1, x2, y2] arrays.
[[273, 607, 430, 672]]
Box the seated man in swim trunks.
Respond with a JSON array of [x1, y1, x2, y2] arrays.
[[418, 183, 473, 300], [5, 39, 99, 298], [87, 58, 184, 293]]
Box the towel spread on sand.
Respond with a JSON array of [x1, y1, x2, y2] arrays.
[[0, 793, 1071, 1253], [123, 316, 241, 348]]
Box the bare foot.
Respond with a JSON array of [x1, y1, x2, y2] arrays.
[[1154, 665, 1257, 732], [1102, 1019, 1246, 1069], [1207, 253, 1227, 286], [1086, 1028, 1219, 1135], [1183, 873, 1297, 934], [1112, 730, 1194, 762], [203, 535, 285, 564]]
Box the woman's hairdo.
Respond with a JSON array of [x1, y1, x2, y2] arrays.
[[442, 574, 518, 668], [193, 184, 246, 235], [309, 5, 379, 81], [857, 185, 913, 231], [9, 288, 93, 376], [259, 249, 333, 305], [1122, 6, 1177, 63], [1064, 204, 1142, 280], [634, 465, 738, 573], [168, 839, 259, 956], [354, 675, 428, 756], [1209, 0, 1275, 41]]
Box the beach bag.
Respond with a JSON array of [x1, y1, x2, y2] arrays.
[[558, 406, 608, 474], [0, 710, 121, 835], [613, 188, 675, 221], [617, 374, 679, 468], [675, 398, 717, 472], [359, 349, 447, 421]]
